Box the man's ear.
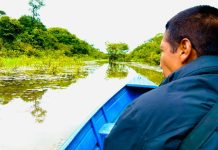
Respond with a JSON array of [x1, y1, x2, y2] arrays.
[[178, 38, 197, 64]]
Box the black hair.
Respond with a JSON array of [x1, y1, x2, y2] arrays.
[[165, 5, 218, 56]]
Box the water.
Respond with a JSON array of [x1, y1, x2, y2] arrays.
[[0, 62, 163, 150]]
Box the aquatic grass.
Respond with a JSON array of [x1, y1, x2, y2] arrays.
[[0, 56, 85, 75]]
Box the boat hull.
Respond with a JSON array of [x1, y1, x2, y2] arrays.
[[60, 77, 157, 150]]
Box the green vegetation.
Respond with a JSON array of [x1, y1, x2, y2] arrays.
[[0, 65, 91, 123], [105, 34, 163, 66], [0, 66, 89, 105], [0, 1, 106, 61], [106, 63, 128, 79], [0, 4, 163, 86], [127, 33, 163, 66], [0, 4, 164, 124], [0, 10, 6, 16], [0, 10, 162, 68], [0, 15, 106, 59], [1, 0, 163, 69], [0, 55, 86, 75], [106, 42, 128, 63]]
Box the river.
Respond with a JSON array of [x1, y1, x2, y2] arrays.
[[0, 62, 163, 150]]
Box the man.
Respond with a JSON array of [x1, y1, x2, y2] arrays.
[[104, 5, 218, 150]]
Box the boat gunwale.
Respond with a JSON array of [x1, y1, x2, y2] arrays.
[[59, 77, 157, 150]]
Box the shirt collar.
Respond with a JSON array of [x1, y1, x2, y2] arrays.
[[160, 55, 218, 86]]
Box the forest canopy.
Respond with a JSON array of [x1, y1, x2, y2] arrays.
[[127, 33, 163, 66], [0, 15, 105, 58], [0, 9, 163, 65]]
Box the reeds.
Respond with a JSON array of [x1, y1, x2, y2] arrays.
[[0, 55, 85, 75]]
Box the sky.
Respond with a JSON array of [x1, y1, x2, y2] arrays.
[[1, 0, 218, 52]]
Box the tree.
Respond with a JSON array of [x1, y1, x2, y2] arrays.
[[0, 10, 6, 16], [129, 33, 163, 65], [106, 42, 129, 62], [0, 16, 23, 41], [20, 28, 57, 49], [48, 27, 78, 45], [29, 0, 45, 21], [48, 27, 102, 55], [19, 15, 46, 32]]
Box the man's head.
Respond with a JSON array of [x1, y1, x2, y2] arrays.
[[160, 5, 218, 77]]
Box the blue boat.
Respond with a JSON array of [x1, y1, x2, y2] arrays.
[[59, 76, 157, 150]]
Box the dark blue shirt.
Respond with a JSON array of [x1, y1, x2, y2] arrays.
[[104, 56, 218, 150]]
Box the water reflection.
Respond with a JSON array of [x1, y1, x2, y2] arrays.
[[22, 89, 47, 123], [128, 65, 164, 85], [106, 63, 128, 79], [105, 62, 163, 85], [0, 76, 75, 104], [31, 97, 47, 123], [0, 62, 163, 124], [0, 64, 101, 123], [0, 62, 163, 150]]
